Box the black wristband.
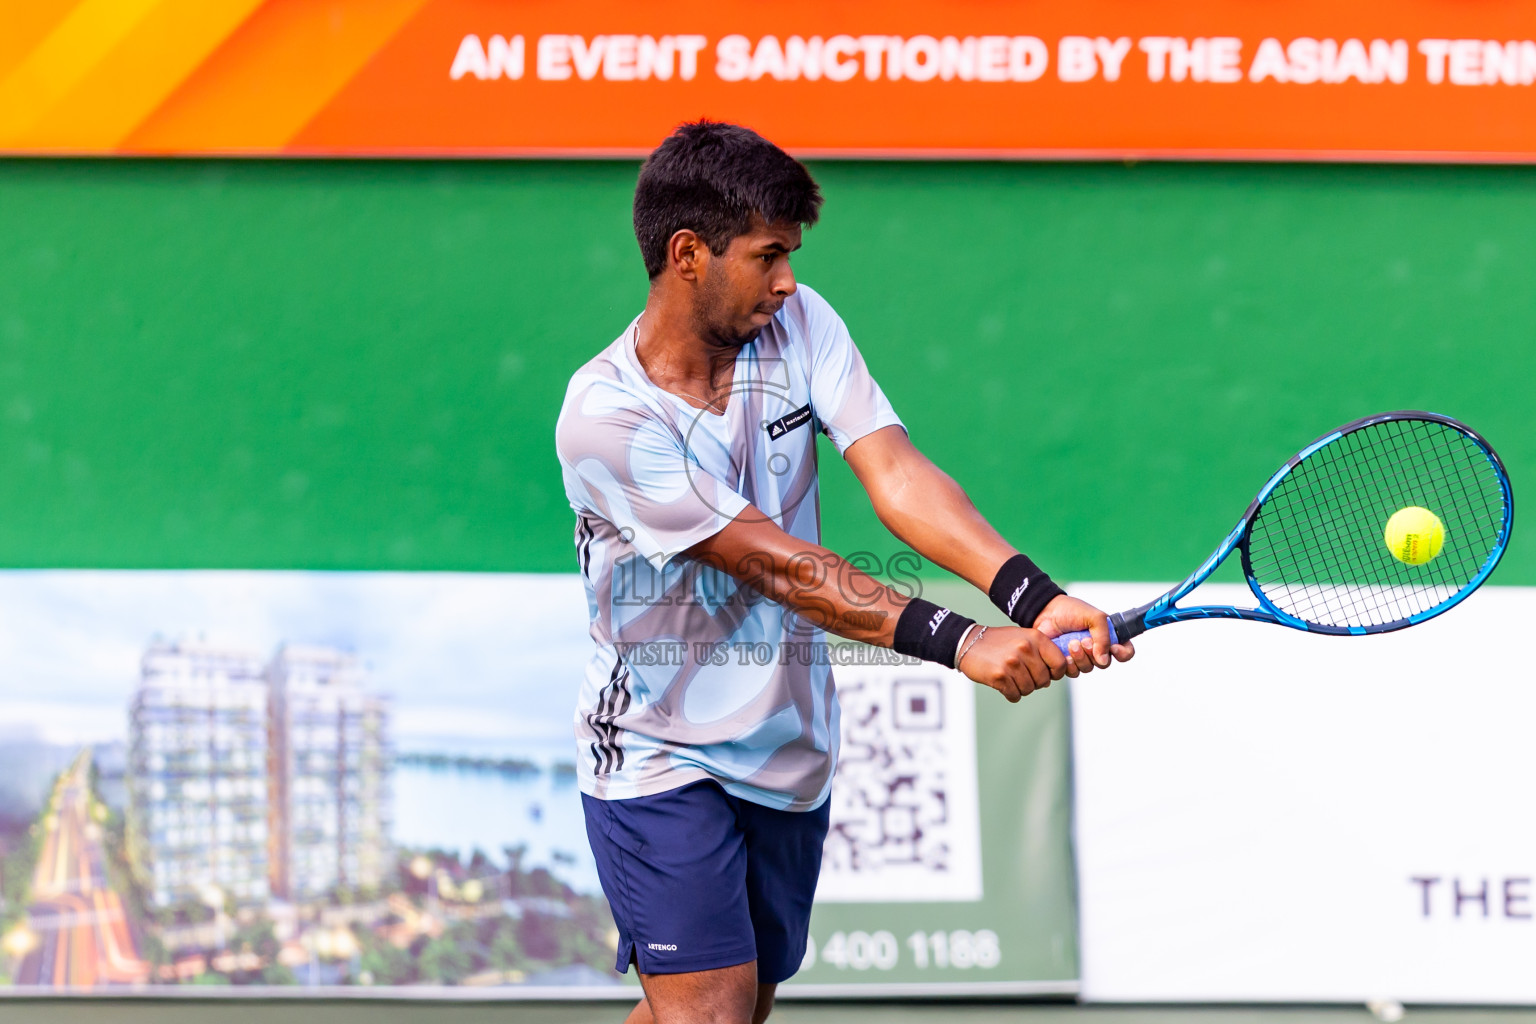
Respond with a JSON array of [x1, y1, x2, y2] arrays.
[[989, 553, 1066, 628], [892, 599, 976, 669]]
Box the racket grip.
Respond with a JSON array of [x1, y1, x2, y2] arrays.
[[1049, 620, 1119, 658]]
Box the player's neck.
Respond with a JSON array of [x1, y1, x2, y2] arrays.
[[635, 294, 740, 409]]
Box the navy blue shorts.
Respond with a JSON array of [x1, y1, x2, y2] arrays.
[[582, 780, 830, 983]]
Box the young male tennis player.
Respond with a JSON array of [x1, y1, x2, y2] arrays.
[[555, 121, 1134, 1024]]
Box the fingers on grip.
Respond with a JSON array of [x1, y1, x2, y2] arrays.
[[1049, 622, 1120, 658]]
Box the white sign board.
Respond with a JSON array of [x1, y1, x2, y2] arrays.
[[1070, 582, 1536, 1004]]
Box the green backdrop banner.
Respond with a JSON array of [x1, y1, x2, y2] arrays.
[[0, 160, 1528, 582]]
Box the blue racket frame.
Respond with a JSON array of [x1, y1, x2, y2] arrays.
[[1052, 411, 1513, 654]]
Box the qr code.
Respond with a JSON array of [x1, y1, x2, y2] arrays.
[[817, 664, 983, 902]]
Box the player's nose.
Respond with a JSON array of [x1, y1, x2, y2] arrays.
[[772, 262, 797, 297]]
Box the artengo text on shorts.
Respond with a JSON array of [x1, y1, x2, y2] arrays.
[[647, 943, 679, 951]]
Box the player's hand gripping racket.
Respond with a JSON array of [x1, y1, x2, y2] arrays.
[[1050, 411, 1513, 654]]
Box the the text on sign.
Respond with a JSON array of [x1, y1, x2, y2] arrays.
[[448, 33, 1536, 87]]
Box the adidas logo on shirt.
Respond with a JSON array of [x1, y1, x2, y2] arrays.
[[763, 404, 813, 440]]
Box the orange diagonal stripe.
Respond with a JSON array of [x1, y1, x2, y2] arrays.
[[0, 0, 88, 82], [0, 0, 165, 144], [123, 0, 431, 154], [6, 0, 270, 150]]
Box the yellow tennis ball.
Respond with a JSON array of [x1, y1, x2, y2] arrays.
[[1384, 506, 1445, 566]]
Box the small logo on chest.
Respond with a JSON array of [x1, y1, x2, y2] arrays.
[[764, 403, 813, 439]]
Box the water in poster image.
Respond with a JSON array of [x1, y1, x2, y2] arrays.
[[392, 739, 599, 895]]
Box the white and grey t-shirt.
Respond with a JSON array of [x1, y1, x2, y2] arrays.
[[555, 284, 904, 810]]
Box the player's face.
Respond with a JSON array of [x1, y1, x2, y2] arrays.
[[694, 217, 801, 348]]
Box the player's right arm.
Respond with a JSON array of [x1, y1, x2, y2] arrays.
[[685, 511, 1071, 702], [558, 378, 1063, 701]]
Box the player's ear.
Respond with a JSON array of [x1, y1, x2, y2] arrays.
[[668, 229, 705, 281]]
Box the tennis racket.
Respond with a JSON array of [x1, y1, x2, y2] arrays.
[[1049, 411, 1513, 654]]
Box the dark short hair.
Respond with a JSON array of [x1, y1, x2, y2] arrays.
[[634, 121, 823, 279]]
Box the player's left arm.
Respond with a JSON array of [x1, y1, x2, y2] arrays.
[[843, 424, 1134, 672]]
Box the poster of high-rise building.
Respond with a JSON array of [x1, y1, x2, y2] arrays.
[[0, 571, 621, 992]]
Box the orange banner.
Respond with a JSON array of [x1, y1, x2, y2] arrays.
[[3, 0, 1536, 159]]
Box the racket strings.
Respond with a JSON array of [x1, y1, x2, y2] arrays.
[[1286, 426, 1446, 625], [1250, 421, 1495, 626], [1253, 422, 1486, 627], [1245, 418, 1505, 630]]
